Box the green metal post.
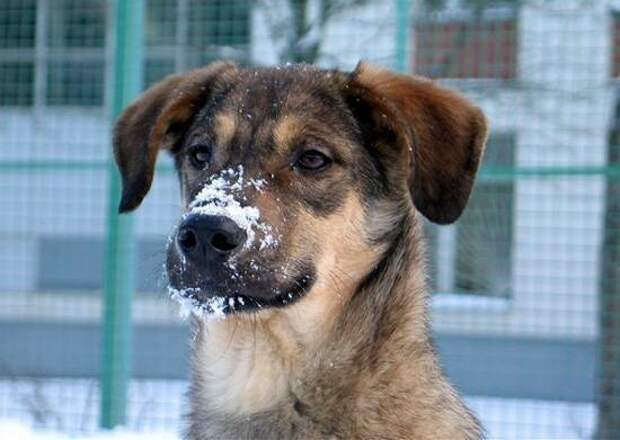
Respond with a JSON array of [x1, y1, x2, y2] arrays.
[[100, 0, 144, 429], [394, 0, 412, 73]]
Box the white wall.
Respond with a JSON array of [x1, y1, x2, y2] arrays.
[[0, 1, 614, 340], [0, 110, 181, 291], [431, 1, 614, 339]]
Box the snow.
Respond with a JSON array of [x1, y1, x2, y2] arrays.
[[168, 287, 200, 319], [466, 396, 596, 440], [0, 379, 185, 437], [187, 165, 276, 250], [432, 292, 512, 312], [168, 287, 226, 320], [0, 420, 177, 440], [0, 378, 597, 439]]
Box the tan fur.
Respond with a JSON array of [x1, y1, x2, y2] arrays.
[[273, 115, 305, 153], [194, 193, 383, 415], [191, 209, 480, 439], [195, 318, 291, 415], [213, 112, 237, 148]]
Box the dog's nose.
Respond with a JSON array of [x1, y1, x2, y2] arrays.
[[176, 214, 247, 263]]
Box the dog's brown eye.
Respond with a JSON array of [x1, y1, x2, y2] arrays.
[[294, 150, 331, 172], [189, 145, 211, 170]]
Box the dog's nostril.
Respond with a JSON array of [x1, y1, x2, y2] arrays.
[[177, 215, 246, 261], [178, 228, 198, 252], [210, 232, 238, 252]]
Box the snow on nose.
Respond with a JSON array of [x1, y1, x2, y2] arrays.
[[187, 165, 276, 251]]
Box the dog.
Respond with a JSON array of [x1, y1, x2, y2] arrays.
[[113, 61, 488, 439]]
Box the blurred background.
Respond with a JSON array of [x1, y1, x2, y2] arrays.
[[0, 0, 619, 438]]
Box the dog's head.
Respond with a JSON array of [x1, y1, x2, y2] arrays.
[[114, 61, 487, 317]]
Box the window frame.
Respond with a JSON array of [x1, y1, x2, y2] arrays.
[[429, 132, 517, 309]]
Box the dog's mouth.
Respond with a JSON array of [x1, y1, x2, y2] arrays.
[[166, 263, 315, 319]]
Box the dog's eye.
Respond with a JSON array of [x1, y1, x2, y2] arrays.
[[189, 145, 211, 170], [294, 150, 331, 172]]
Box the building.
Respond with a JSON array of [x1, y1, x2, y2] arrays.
[[0, 0, 616, 404]]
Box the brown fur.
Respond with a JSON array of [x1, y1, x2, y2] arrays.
[[113, 61, 488, 439], [114, 61, 237, 212]]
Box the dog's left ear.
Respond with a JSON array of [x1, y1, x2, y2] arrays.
[[345, 62, 488, 224]]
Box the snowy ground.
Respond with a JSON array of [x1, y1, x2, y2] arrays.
[[466, 396, 595, 440], [0, 420, 177, 440], [0, 378, 596, 439]]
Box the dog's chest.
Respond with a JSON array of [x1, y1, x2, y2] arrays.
[[189, 385, 347, 440], [189, 321, 355, 439], [192, 323, 291, 416]]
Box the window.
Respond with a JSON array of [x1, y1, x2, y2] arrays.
[[0, 0, 105, 107], [0, 0, 37, 106], [427, 134, 516, 298], [145, 0, 251, 87], [0, 62, 35, 106], [413, 8, 517, 80], [46, 0, 106, 106], [0, 0, 251, 106]]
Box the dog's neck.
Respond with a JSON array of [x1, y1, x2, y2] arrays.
[[191, 211, 426, 407], [189, 212, 477, 438]]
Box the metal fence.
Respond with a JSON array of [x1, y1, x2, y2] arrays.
[[0, 0, 619, 438]]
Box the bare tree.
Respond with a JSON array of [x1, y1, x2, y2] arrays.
[[257, 0, 373, 63], [257, 0, 521, 67]]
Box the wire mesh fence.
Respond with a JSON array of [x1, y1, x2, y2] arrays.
[[0, 0, 618, 438]]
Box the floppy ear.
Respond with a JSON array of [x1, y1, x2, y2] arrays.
[[346, 62, 488, 224], [113, 61, 237, 213]]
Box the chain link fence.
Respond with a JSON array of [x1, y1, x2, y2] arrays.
[[0, 0, 618, 438]]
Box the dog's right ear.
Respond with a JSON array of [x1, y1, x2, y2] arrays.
[[113, 61, 237, 213], [343, 62, 488, 225]]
